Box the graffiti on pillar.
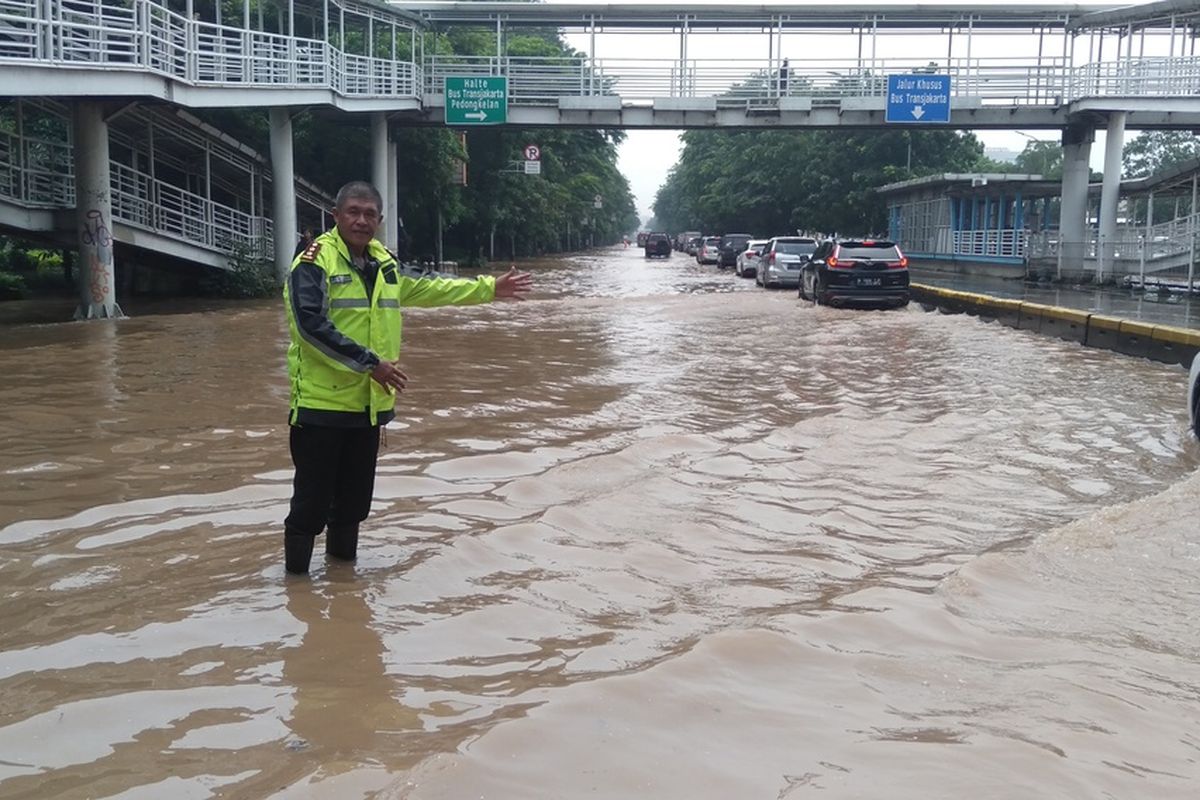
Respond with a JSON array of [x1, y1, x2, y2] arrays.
[[88, 255, 109, 304], [81, 208, 113, 248], [81, 208, 113, 307]]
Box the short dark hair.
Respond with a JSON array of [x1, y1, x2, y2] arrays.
[[334, 181, 382, 211]]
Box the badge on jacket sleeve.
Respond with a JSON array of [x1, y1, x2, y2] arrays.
[[299, 241, 322, 263]]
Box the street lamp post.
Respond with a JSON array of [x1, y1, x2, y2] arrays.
[[1014, 130, 1049, 177]]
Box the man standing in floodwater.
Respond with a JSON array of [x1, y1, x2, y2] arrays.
[[282, 180, 533, 575]]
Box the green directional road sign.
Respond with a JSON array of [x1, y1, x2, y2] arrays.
[[444, 76, 508, 126]]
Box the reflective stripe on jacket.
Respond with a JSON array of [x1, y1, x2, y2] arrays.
[[284, 229, 496, 426]]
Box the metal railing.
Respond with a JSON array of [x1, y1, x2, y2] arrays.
[[1027, 219, 1199, 283], [0, 129, 75, 207], [0, 107, 290, 261], [8, 0, 1200, 107], [1068, 57, 1200, 100], [0, 95, 344, 264], [0, 0, 421, 98], [952, 229, 1027, 259], [422, 53, 1200, 106], [424, 55, 1075, 105]]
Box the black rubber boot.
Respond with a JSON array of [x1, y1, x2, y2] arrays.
[[284, 532, 316, 575], [325, 524, 359, 562]]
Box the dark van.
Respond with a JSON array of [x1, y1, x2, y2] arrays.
[[718, 234, 753, 268]]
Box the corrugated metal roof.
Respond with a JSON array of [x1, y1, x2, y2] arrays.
[[396, 2, 1119, 29]]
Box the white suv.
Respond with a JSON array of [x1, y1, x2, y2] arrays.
[[736, 239, 769, 278]]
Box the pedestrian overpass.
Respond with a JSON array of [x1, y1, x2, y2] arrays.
[[3, 0, 1200, 316]]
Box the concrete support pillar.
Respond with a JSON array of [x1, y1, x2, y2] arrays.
[[386, 137, 399, 252], [1058, 123, 1094, 279], [73, 101, 123, 320], [269, 107, 297, 282], [371, 112, 390, 247], [1097, 111, 1127, 281]]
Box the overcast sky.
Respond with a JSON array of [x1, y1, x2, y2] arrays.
[[557, 0, 1149, 221]]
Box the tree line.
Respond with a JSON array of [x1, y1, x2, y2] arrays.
[[651, 128, 1200, 238], [652, 129, 987, 237]]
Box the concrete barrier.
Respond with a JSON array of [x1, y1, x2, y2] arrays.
[[910, 282, 1200, 366], [1150, 324, 1200, 367], [983, 296, 1023, 328], [1083, 313, 1122, 351], [1016, 300, 1047, 333], [1038, 306, 1090, 343]]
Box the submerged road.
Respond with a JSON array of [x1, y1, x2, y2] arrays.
[[1, 247, 1198, 798]]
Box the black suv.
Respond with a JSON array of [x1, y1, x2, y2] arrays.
[[799, 239, 909, 308], [718, 233, 753, 269], [644, 232, 672, 258]]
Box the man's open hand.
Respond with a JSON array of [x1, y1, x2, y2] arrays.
[[494, 265, 533, 300], [370, 360, 408, 393]]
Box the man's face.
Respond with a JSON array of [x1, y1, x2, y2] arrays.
[[332, 196, 381, 253]]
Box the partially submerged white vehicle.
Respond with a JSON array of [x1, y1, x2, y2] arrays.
[[1189, 351, 1200, 439]]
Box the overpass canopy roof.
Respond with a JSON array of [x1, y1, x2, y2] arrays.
[[879, 161, 1200, 203], [878, 173, 1063, 199], [1091, 157, 1200, 197], [1069, 0, 1200, 31], [396, 2, 1123, 30]]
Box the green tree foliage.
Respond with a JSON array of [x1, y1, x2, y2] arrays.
[[1123, 131, 1200, 178], [653, 129, 987, 236], [1013, 140, 1064, 179], [0, 235, 71, 298], [450, 126, 637, 261]]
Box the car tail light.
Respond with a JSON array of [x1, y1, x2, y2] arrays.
[[767, 252, 775, 264], [887, 257, 909, 269], [827, 256, 838, 268]]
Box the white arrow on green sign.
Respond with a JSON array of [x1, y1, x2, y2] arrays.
[[445, 76, 508, 125]]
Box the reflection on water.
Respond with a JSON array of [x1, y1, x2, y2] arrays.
[[1, 249, 1198, 798], [912, 268, 1200, 329]]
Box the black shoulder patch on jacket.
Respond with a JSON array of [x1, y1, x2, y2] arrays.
[[299, 241, 322, 263]]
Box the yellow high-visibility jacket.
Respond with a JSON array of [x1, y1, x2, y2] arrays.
[[284, 228, 495, 426]]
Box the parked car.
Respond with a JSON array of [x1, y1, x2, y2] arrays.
[[686, 236, 704, 256], [1189, 351, 1200, 439], [757, 236, 818, 288], [718, 233, 753, 269], [696, 236, 721, 265], [799, 238, 910, 308], [636, 232, 648, 247], [644, 232, 672, 258], [677, 230, 701, 252], [735, 239, 769, 278]]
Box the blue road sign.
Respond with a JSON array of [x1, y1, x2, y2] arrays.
[[886, 74, 951, 123]]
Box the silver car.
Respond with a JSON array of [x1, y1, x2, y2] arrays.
[[757, 236, 818, 288], [735, 239, 769, 278], [696, 236, 721, 265], [1189, 350, 1200, 439]]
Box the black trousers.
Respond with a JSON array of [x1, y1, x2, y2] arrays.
[[284, 424, 380, 539]]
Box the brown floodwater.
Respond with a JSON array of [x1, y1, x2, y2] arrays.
[[1, 247, 1199, 799]]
